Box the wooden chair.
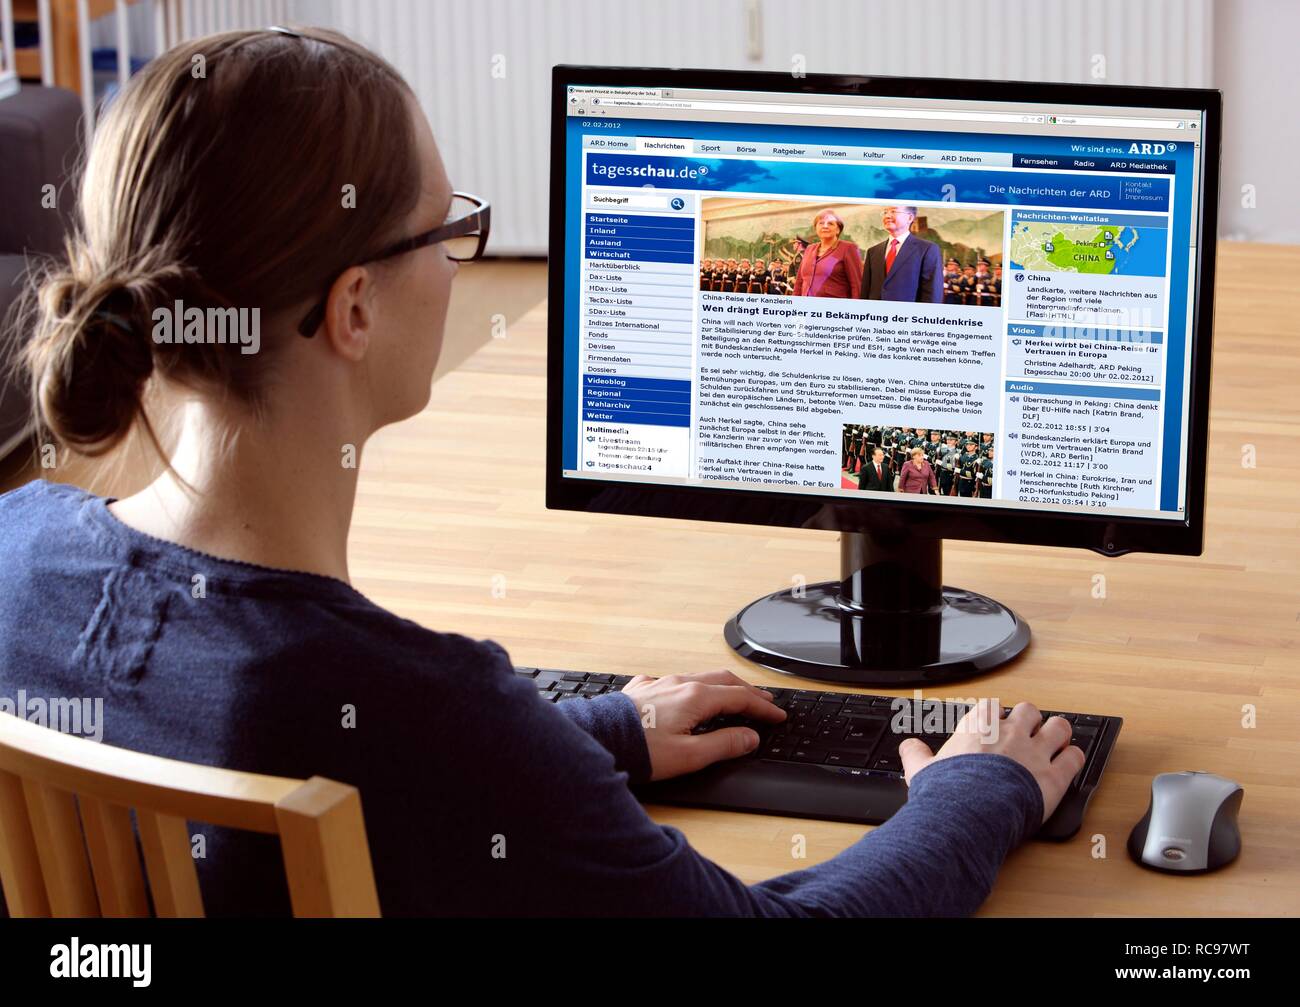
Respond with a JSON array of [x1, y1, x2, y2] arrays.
[[0, 712, 380, 917]]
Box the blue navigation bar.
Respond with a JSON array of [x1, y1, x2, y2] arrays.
[[585, 212, 695, 265], [1008, 322, 1165, 345], [583, 375, 692, 426], [1006, 381, 1161, 401]]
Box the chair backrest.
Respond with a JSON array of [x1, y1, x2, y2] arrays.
[[0, 712, 380, 917]]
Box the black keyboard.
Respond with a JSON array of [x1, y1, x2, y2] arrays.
[[517, 668, 1121, 841]]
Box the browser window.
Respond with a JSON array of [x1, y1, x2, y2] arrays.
[[559, 84, 1206, 520]]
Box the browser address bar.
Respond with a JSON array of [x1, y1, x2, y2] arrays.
[[588, 97, 1186, 129], [592, 97, 1047, 124]]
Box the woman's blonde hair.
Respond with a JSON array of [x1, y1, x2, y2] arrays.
[[10, 27, 421, 458], [813, 209, 844, 234]]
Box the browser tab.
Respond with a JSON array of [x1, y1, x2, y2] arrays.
[[635, 137, 690, 154]]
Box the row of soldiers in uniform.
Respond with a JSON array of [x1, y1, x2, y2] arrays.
[[843, 426, 995, 498], [699, 258, 792, 296], [943, 258, 1002, 308]]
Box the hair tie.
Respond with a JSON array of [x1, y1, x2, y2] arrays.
[[94, 310, 134, 334]]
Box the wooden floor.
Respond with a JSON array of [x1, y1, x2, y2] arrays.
[[5, 244, 1297, 916]]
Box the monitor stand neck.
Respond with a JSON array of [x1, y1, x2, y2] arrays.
[[839, 529, 942, 616], [724, 530, 1030, 687]]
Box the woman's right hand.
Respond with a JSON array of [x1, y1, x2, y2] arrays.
[[620, 671, 787, 781], [898, 699, 1085, 824]]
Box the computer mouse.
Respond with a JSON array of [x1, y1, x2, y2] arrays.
[[1128, 771, 1243, 873]]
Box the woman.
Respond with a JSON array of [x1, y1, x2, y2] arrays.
[[899, 447, 939, 495], [0, 28, 1081, 917], [792, 210, 862, 298]]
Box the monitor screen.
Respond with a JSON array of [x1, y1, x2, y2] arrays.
[[549, 69, 1218, 553]]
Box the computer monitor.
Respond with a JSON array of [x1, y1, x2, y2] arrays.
[[546, 66, 1221, 686]]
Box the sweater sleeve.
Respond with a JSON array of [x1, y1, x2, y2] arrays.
[[553, 690, 653, 785], [467, 640, 1044, 917], [748, 753, 1043, 916]]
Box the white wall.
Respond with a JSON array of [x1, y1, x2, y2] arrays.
[[1213, 0, 1299, 243], [83, 0, 1299, 245], [321, 0, 1219, 253]]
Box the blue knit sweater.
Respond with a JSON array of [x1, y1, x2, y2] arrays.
[[0, 481, 1042, 916]]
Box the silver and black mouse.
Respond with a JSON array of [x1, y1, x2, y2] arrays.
[[1128, 771, 1243, 873]]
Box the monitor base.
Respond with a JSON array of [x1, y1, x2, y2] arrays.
[[724, 531, 1030, 687]]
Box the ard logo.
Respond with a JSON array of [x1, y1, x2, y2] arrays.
[[1129, 142, 1167, 155]]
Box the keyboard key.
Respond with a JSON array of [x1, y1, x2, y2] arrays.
[[515, 667, 538, 677], [554, 681, 582, 693], [872, 755, 903, 773], [826, 750, 870, 768], [586, 674, 615, 684], [845, 721, 887, 747], [579, 684, 606, 696], [561, 672, 588, 682], [1070, 726, 1099, 751], [792, 746, 829, 764]]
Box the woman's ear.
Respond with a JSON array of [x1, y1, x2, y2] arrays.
[[323, 265, 376, 362]]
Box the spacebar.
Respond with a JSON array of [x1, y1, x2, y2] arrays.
[[634, 759, 909, 825]]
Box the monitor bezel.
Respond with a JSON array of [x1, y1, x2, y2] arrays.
[[546, 65, 1221, 557]]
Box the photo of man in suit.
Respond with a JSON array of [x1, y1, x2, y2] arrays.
[[858, 205, 944, 303], [857, 447, 893, 492]]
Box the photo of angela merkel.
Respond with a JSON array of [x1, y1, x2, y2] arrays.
[[792, 209, 862, 299], [898, 447, 939, 494]]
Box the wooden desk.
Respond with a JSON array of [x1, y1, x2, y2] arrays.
[[350, 241, 1300, 917]]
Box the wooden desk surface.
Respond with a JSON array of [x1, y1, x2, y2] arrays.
[[350, 241, 1299, 917]]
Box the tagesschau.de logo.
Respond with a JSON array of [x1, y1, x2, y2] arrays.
[[589, 161, 708, 181]]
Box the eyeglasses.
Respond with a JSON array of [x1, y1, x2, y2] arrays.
[[297, 190, 491, 337]]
